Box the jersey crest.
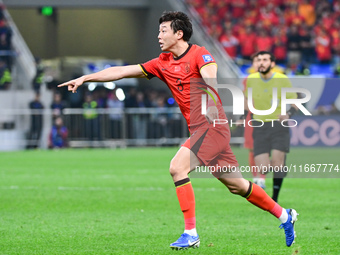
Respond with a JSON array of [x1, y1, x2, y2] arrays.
[[184, 62, 191, 74]]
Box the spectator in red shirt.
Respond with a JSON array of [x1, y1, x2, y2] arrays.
[[243, 9, 258, 27], [255, 30, 274, 52], [200, 8, 213, 28], [273, 29, 287, 64], [259, 3, 280, 29], [221, 13, 234, 32], [187, 0, 205, 17], [238, 26, 257, 60], [208, 22, 223, 40], [231, 0, 246, 19], [315, 28, 332, 63], [232, 22, 246, 37], [330, 19, 340, 65], [319, 10, 334, 32], [216, 1, 229, 20], [313, 19, 327, 37], [219, 28, 239, 59], [285, 6, 305, 27]]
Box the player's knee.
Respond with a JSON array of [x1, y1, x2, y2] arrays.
[[224, 180, 248, 195], [271, 161, 285, 169], [169, 160, 180, 177]]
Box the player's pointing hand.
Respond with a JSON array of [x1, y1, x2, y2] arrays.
[[58, 76, 85, 93]]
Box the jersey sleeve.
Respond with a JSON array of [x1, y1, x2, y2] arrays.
[[139, 58, 159, 80], [195, 47, 217, 72]]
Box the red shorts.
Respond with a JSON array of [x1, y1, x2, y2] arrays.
[[182, 124, 238, 167], [244, 112, 254, 149]]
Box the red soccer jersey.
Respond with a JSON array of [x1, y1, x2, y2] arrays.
[[140, 44, 224, 133]]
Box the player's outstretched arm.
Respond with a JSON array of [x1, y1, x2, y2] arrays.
[[58, 65, 145, 93]]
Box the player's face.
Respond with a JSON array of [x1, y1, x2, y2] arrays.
[[257, 54, 274, 74], [252, 56, 259, 70], [158, 21, 178, 51]]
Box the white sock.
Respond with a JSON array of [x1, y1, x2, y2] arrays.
[[279, 208, 288, 223], [184, 228, 197, 236]]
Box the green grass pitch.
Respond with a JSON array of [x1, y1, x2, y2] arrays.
[[0, 147, 339, 254]]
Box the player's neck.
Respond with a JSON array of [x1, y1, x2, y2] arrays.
[[170, 42, 190, 58], [259, 70, 274, 80]]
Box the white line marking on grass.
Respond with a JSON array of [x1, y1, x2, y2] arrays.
[[0, 186, 223, 192]]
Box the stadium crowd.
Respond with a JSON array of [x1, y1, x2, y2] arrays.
[[186, 0, 340, 73]]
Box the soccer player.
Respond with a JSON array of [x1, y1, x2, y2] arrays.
[[244, 51, 299, 202], [58, 12, 298, 250]]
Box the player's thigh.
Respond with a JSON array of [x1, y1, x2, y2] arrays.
[[271, 123, 290, 154], [190, 125, 232, 166], [170, 146, 201, 181]]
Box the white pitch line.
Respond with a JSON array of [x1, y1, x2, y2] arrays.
[[0, 186, 221, 192]]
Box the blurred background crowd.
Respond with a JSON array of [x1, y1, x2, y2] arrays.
[[187, 0, 340, 75]]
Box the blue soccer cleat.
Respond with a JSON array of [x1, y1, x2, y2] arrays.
[[170, 233, 200, 250], [279, 209, 299, 247]]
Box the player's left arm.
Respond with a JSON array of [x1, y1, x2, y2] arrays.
[[200, 63, 218, 123], [278, 77, 299, 121]]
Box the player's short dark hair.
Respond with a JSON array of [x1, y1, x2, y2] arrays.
[[254, 51, 276, 62], [159, 11, 193, 41]]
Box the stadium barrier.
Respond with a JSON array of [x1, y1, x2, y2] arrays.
[[62, 107, 189, 148], [0, 108, 186, 150], [0, 107, 245, 151]]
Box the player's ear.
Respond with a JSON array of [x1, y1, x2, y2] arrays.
[[177, 30, 184, 40], [271, 61, 276, 68]]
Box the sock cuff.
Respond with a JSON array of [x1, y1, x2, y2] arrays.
[[174, 178, 191, 187], [243, 180, 253, 198]]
